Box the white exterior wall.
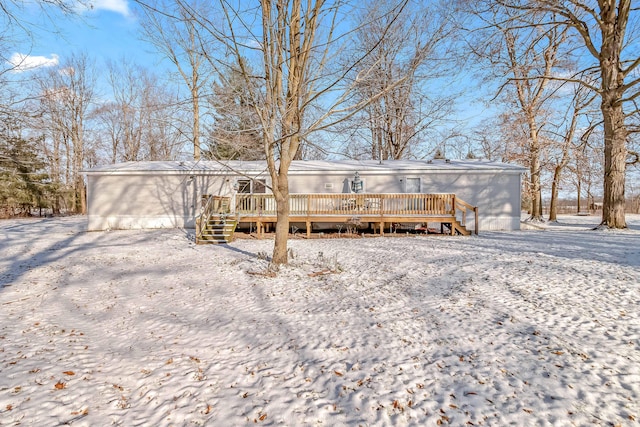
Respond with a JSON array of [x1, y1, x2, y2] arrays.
[[286, 170, 522, 231], [420, 171, 522, 231], [85, 160, 524, 232], [86, 173, 231, 231]]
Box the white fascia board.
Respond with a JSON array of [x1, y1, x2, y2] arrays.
[[286, 168, 526, 176], [83, 160, 526, 176], [83, 162, 270, 177]]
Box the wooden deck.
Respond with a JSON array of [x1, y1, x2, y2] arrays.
[[232, 193, 478, 237]]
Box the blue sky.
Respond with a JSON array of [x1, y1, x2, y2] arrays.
[[5, 1, 495, 130], [5, 0, 499, 163], [4, 0, 506, 162], [7, 0, 162, 74]]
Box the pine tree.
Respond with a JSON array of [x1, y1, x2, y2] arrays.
[[205, 63, 264, 160], [0, 135, 53, 217]]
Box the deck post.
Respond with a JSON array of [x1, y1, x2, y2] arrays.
[[379, 197, 385, 236], [474, 207, 479, 235], [257, 220, 262, 239], [306, 221, 311, 237]]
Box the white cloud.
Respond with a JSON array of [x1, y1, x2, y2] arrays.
[[8, 53, 59, 72], [87, 0, 131, 17]]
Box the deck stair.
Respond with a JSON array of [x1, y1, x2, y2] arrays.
[[441, 219, 471, 236], [198, 214, 238, 244], [196, 196, 238, 244]]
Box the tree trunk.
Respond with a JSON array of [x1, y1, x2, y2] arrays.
[[548, 165, 562, 221], [271, 170, 291, 266], [530, 153, 542, 219], [528, 124, 543, 221], [601, 98, 627, 227], [549, 138, 573, 221], [192, 83, 201, 161], [74, 176, 86, 214], [53, 197, 61, 215], [80, 180, 86, 214], [576, 178, 582, 214], [598, 0, 628, 228]]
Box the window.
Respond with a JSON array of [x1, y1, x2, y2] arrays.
[[237, 179, 251, 193], [237, 178, 267, 193], [405, 177, 421, 193], [254, 179, 266, 194]]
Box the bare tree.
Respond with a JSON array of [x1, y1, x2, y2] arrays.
[[143, 89, 187, 161], [0, 1, 89, 56], [473, 120, 524, 162], [35, 53, 96, 214], [468, 2, 572, 220], [144, 0, 416, 266], [1, 0, 90, 164], [245, 0, 335, 265], [346, 0, 456, 160], [93, 101, 125, 164], [494, 107, 538, 209], [106, 59, 146, 161], [547, 83, 596, 221], [570, 132, 603, 213], [490, 0, 640, 228], [138, 0, 213, 161], [100, 59, 186, 162]]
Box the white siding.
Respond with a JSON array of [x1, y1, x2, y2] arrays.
[[478, 216, 522, 231], [86, 173, 230, 231], [85, 160, 525, 232]]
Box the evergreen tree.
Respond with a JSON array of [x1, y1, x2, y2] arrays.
[[205, 63, 264, 160], [0, 134, 53, 217]]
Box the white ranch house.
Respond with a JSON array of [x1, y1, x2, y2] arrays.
[[84, 159, 526, 239]]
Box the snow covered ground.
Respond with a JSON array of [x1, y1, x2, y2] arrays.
[[0, 214, 639, 426]]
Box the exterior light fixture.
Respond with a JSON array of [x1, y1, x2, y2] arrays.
[[351, 171, 363, 193]]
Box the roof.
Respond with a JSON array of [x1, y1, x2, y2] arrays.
[[84, 159, 527, 176]]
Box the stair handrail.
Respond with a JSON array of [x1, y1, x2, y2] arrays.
[[196, 195, 225, 241], [454, 197, 479, 235]]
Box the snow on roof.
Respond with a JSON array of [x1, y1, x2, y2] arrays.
[[84, 159, 526, 175]]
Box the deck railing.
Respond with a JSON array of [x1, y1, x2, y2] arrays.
[[236, 193, 457, 216], [454, 197, 479, 233], [235, 193, 478, 234]]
